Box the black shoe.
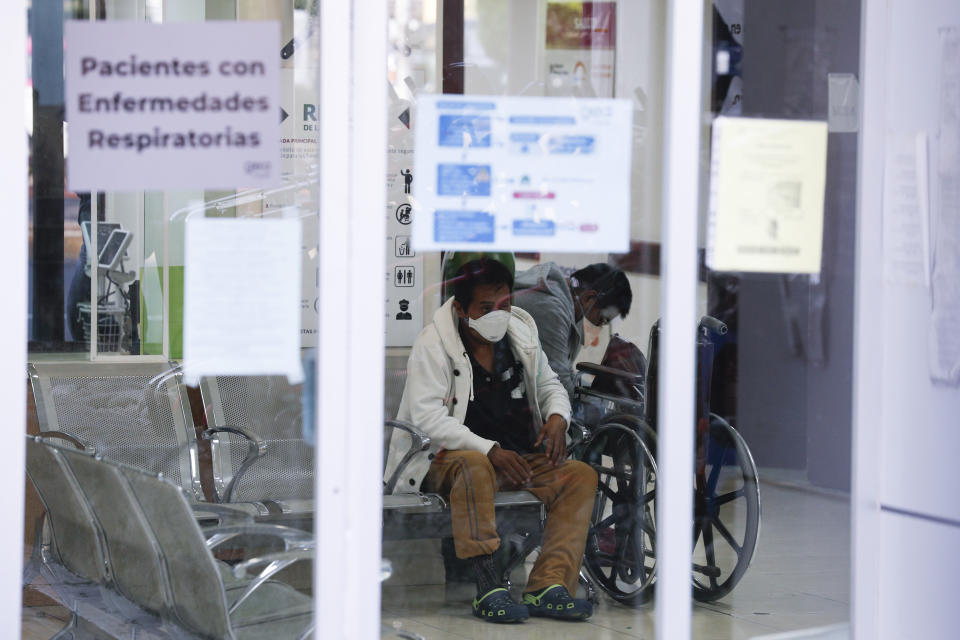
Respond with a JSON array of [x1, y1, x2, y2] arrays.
[[472, 587, 529, 623], [523, 584, 593, 620]]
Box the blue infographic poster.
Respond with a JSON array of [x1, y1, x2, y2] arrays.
[[412, 95, 632, 252]]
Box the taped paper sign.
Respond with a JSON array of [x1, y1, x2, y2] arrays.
[[706, 116, 828, 274], [183, 218, 303, 385]]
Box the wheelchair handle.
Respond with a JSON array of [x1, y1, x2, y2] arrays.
[[576, 362, 644, 384], [699, 316, 728, 335]]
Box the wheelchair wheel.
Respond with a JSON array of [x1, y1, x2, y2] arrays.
[[581, 417, 658, 606], [691, 414, 760, 602]]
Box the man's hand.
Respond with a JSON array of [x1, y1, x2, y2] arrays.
[[488, 444, 533, 486], [534, 414, 568, 467]]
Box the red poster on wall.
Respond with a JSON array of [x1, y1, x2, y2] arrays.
[[545, 2, 616, 97]]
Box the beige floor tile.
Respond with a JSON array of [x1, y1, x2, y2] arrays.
[[382, 471, 851, 639], [22, 605, 70, 640]]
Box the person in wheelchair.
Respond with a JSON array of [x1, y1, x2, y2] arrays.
[[513, 261, 633, 401], [384, 257, 598, 624]]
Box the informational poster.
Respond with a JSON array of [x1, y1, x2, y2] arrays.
[[929, 27, 960, 384], [183, 218, 303, 386], [412, 95, 632, 253], [882, 132, 930, 287], [264, 14, 320, 346], [278, 68, 319, 177], [386, 91, 424, 347], [545, 2, 616, 98], [706, 116, 828, 274], [65, 21, 280, 190]]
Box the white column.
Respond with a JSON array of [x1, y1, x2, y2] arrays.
[[0, 0, 27, 636], [851, 1, 885, 637], [655, 0, 705, 638], [315, 0, 387, 638]]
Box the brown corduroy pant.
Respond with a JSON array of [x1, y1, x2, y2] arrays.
[[423, 449, 598, 594]]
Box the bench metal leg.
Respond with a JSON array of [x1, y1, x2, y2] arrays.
[[499, 532, 541, 589], [49, 612, 79, 640]]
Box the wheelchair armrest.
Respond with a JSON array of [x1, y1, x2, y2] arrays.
[[577, 388, 645, 415], [39, 431, 97, 454], [202, 426, 267, 504], [576, 362, 644, 384], [567, 421, 590, 449], [384, 420, 431, 494], [699, 315, 728, 335]]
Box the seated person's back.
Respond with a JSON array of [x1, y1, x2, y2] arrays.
[[513, 261, 633, 400]]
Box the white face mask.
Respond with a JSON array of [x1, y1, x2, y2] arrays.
[[467, 310, 511, 343]]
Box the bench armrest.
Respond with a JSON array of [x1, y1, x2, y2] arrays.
[[229, 548, 314, 615], [232, 548, 314, 580], [190, 503, 256, 526], [202, 425, 267, 503], [202, 522, 314, 552], [575, 362, 644, 384], [38, 431, 96, 454], [384, 420, 431, 494]]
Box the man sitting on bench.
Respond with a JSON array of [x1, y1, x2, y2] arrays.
[[385, 257, 598, 623]]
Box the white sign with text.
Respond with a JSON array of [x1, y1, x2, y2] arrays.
[[183, 218, 303, 386], [412, 95, 632, 253], [65, 21, 280, 190]]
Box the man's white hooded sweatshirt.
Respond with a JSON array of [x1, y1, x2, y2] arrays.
[[384, 296, 572, 494]]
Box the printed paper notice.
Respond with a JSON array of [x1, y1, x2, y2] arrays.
[[183, 218, 303, 386], [65, 21, 280, 190], [929, 27, 960, 384], [412, 95, 632, 253], [706, 116, 828, 274], [882, 132, 930, 287]]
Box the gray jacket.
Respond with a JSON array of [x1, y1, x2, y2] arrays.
[[513, 262, 583, 399]]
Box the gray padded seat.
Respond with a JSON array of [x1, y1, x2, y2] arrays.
[[52, 441, 314, 639], [64, 447, 172, 616], [25, 437, 107, 586], [200, 375, 312, 513], [29, 361, 265, 518], [24, 437, 171, 637], [29, 361, 202, 499]]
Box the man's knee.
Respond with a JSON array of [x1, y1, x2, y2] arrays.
[[446, 449, 497, 483], [563, 459, 598, 491]]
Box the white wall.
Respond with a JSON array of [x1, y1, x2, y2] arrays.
[[463, 0, 665, 243], [855, 0, 960, 637]]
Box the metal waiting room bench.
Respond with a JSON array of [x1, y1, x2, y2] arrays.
[[25, 435, 315, 639]]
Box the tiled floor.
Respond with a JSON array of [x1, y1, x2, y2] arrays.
[[381, 470, 851, 640], [21, 469, 850, 639]]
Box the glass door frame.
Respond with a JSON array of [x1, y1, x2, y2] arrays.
[[2, 0, 29, 634], [1, 0, 711, 636]]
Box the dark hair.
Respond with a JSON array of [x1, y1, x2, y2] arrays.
[[452, 258, 514, 309], [571, 263, 632, 318]]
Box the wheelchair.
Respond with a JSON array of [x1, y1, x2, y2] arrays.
[[570, 317, 761, 605]]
